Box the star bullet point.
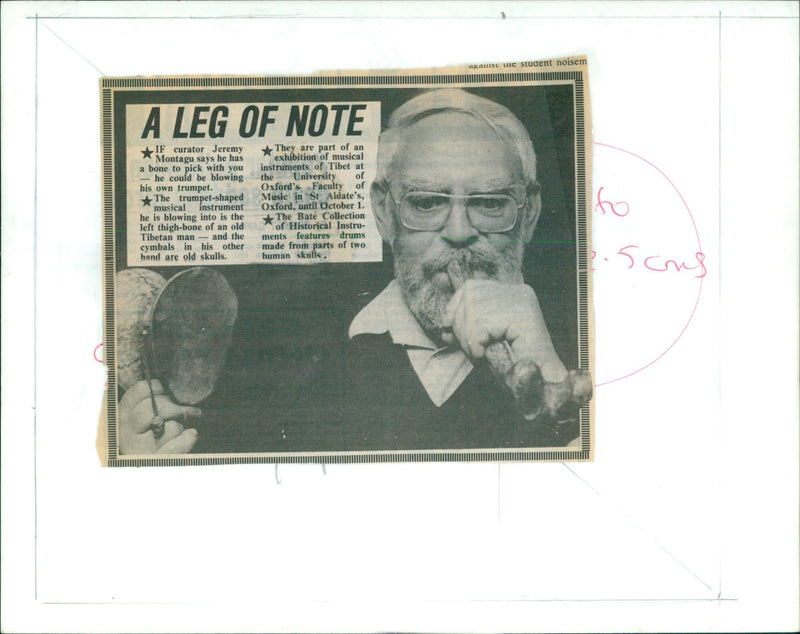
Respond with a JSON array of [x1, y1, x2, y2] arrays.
[[141, 147, 153, 159], [261, 146, 273, 157], [142, 195, 152, 206], [262, 214, 274, 225]]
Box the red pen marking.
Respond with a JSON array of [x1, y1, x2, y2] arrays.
[[94, 343, 107, 387], [594, 142, 705, 387], [594, 186, 630, 217], [597, 243, 707, 279], [616, 244, 638, 268], [644, 252, 707, 279]]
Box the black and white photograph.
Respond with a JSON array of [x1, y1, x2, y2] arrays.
[[103, 64, 594, 464]]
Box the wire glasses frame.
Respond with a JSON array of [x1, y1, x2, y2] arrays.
[[386, 184, 528, 233]]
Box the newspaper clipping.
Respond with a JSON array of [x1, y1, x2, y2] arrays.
[[100, 58, 594, 466]]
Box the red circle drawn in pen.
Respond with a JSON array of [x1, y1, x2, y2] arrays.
[[93, 342, 104, 363], [593, 142, 704, 387]]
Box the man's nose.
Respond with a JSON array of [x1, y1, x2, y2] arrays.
[[440, 199, 479, 246]]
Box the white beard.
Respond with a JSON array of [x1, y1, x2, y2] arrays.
[[393, 237, 525, 342]]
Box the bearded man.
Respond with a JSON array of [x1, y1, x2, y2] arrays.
[[118, 88, 590, 455], [337, 89, 587, 450]]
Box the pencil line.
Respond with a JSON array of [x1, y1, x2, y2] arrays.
[[40, 22, 104, 75], [562, 464, 713, 592], [717, 9, 724, 600], [21, 15, 799, 21], [33, 12, 40, 602], [41, 597, 738, 605]]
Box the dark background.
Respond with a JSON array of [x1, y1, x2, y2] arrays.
[[113, 83, 579, 452]]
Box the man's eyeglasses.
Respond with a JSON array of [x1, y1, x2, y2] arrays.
[[387, 185, 527, 233]]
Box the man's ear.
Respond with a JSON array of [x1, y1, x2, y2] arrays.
[[371, 181, 396, 242], [519, 182, 542, 242]]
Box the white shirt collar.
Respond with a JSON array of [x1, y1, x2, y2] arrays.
[[349, 280, 473, 407]]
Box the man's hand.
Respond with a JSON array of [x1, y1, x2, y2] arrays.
[[442, 280, 591, 422], [118, 380, 201, 455], [442, 279, 567, 381]]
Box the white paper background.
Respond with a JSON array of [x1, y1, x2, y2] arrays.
[[2, 1, 798, 632]]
